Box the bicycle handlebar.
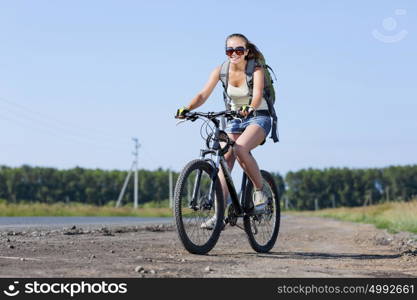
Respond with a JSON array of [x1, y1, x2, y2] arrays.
[[176, 110, 240, 123]]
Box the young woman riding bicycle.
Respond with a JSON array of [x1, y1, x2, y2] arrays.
[[176, 33, 272, 229]]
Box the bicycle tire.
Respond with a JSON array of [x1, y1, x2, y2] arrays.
[[173, 159, 224, 255], [243, 170, 281, 253]]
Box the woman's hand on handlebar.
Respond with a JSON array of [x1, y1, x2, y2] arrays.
[[238, 105, 255, 118], [175, 106, 190, 119]]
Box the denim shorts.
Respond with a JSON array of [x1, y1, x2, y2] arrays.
[[225, 115, 271, 137]]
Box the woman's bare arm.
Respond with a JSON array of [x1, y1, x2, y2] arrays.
[[250, 67, 264, 109]]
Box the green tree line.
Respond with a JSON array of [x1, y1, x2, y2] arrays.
[[0, 165, 175, 206], [285, 165, 417, 210], [0, 165, 415, 210]]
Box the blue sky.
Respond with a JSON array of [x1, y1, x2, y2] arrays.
[[1, 0, 416, 176]]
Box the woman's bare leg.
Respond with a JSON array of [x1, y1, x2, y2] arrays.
[[217, 133, 240, 207], [233, 125, 266, 190]]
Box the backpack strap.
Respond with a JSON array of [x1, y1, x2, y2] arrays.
[[266, 65, 279, 142], [245, 59, 256, 106], [265, 65, 278, 82], [267, 100, 279, 143], [219, 61, 232, 110], [247, 59, 279, 143]]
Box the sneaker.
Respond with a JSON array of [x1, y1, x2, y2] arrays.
[[200, 216, 225, 230], [252, 185, 268, 213]]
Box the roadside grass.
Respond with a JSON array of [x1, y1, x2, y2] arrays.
[[0, 200, 173, 217], [4, 198, 417, 234], [289, 200, 417, 234]]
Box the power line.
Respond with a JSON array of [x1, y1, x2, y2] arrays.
[[0, 111, 126, 153], [140, 143, 161, 169], [0, 97, 130, 145], [0, 97, 161, 166]]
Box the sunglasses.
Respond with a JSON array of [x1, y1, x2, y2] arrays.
[[225, 46, 246, 57]]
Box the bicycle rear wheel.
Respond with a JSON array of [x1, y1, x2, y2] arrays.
[[173, 159, 224, 255], [243, 170, 281, 253]]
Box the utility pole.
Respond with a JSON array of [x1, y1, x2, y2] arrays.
[[363, 194, 368, 206], [331, 194, 336, 208], [116, 138, 140, 208], [116, 162, 134, 208], [132, 138, 140, 209]]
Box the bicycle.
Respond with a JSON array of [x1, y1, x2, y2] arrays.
[[173, 110, 281, 255]]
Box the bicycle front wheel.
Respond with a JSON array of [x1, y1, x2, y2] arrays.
[[173, 159, 224, 255], [243, 170, 281, 253]]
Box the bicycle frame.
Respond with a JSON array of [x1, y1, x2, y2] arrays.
[[189, 119, 249, 216], [176, 110, 280, 255]]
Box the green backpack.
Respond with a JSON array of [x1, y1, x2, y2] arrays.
[[219, 58, 279, 143]]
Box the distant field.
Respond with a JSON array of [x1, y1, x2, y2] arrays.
[[291, 200, 417, 234], [0, 201, 172, 218], [2, 200, 417, 235]]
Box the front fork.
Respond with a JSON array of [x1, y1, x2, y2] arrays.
[[191, 148, 246, 216], [188, 149, 219, 210], [189, 169, 202, 209]]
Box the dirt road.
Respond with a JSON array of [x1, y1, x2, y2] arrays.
[[1, 215, 416, 278]]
